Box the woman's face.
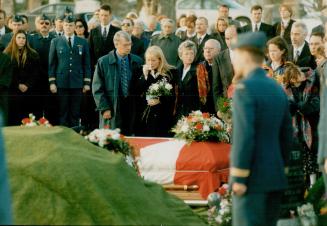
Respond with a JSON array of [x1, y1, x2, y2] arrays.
[[16, 33, 26, 48], [186, 23, 195, 34], [179, 17, 186, 27], [75, 21, 85, 36], [216, 20, 227, 33], [268, 44, 284, 63], [146, 54, 161, 70], [181, 48, 195, 65]]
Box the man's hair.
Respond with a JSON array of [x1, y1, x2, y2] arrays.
[[238, 46, 265, 64], [310, 32, 324, 40], [113, 30, 131, 44], [100, 4, 112, 13], [205, 39, 221, 52], [251, 5, 263, 12], [219, 5, 229, 10], [292, 21, 308, 35], [196, 17, 208, 26], [20, 14, 28, 23], [0, 9, 6, 18]]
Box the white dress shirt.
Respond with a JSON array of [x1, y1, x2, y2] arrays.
[[64, 34, 75, 47], [182, 65, 191, 81], [252, 22, 262, 32], [0, 26, 5, 36], [293, 42, 305, 59], [101, 24, 111, 36]]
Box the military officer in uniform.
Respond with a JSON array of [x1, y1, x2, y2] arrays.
[[48, 15, 91, 127], [29, 14, 58, 124], [229, 32, 293, 226]]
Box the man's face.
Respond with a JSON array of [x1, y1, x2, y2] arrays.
[[115, 38, 132, 56], [231, 49, 248, 78], [309, 35, 324, 56], [218, 6, 229, 18], [12, 21, 23, 33], [162, 23, 174, 35], [121, 19, 133, 34], [0, 12, 5, 28], [291, 26, 306, 47], [99, 9, 111, 26], [251, 9, 262, 24], [22, 18, 29, 32], [39, 19, 51, 34], [132, 24, 143, 37], [55, 19, 63, 31], [195, 19, 207, 35], [63, 22, 75, 36], [203, 41, 220, 62], [225, 28, 237, 49]]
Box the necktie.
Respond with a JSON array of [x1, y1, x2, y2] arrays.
[[58, 32, 62, 36], [103, 27, 107, 39], [198, 37, 202, 45], [121, 57, 129, 97], [294, 50, 300, 63], [280, 22, 285, 37], [68, 37, 72, 48], [255, 24, 258, 32]]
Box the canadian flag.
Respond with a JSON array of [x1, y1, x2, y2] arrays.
[[127, 137, 231, 199]]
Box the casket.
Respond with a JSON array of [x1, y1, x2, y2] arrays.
[[127, 137, 231, 200]]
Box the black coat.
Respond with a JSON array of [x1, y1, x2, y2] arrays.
[[312, 24, 324, 34], [191, 34, 211, 63], [88, 25, 120, 68], [136, 72, 176, 137], [212, 49, 234, 110], [0, 53, 13, 124], [131, 35, 145, 59], [176, 64, 199, 118], [242, 22, 274, 40], [273, 19, 295, 44], [288, 42, 317, 70]]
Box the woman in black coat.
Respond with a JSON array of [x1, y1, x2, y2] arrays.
[[175, 40, 199, 119], [136, 46, 176, 137], [4, 30, 40, 125]]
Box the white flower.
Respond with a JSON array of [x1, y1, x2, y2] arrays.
[[165, 83, 173, 90], [151, 84, 159, 91], [181, 124, 189, 133], [203, 125, 210, 132]]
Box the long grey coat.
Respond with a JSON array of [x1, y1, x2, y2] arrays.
[[92, 50, 143, 130]]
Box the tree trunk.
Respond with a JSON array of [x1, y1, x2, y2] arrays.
[[27, 0, 42, 12], [1, 0, 15, 15]]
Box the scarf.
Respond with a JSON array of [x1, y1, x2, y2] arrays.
[[196, 62, 210, 105]]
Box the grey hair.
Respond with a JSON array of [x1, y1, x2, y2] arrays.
[[292, 21, 308, 35], [197, 17, 208, 26], [178, 40, 197, 59], [134, 20, 145, 30], [205, 39, 221, 51], [113, 31, 131, 44]]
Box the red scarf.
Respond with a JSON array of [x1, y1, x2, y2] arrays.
[[196, 63, 210, 105]]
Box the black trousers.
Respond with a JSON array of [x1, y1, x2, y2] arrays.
[[232, 191, 283, 226], [57, 88, 82, 127]]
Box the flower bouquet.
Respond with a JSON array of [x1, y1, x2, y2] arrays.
[[207, 184, 232, 226], [21, 113, 52, 127], [297, 203, 317, 226], [217, 97, 232, 137], [143, 78, 173, 121], [85, 128, 136, 169], [172, 110, 230, 143]]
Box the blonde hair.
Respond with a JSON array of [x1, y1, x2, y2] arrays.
[[145, 46, 175, 77]]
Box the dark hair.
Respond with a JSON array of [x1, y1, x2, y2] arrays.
[[219, 5, 229, 10], [267, 36, 289, 62], [310, 32, 325, 40], [75, 18, 89, 38], [100, 4, 112, 13], [238, 46, 265, 64], [20, 14, 28, 23], [251, 5, 263, 12], [0, 9, 6, 18]]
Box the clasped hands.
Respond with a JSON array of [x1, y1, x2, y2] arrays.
[[49, 84, 90, 94]]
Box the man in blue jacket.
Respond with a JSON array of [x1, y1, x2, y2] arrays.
[[229, 32, 293, 226]]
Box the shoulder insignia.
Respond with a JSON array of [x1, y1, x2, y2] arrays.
[[235, 83, 245, 90]]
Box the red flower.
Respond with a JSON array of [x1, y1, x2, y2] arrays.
[[202, 112, 210, 118], [195, 123, 203, 131], [223, 102, 229, 107], [218, 187, 227, 196], [22, 118, 31, 124], [38, 117, 49, 125]]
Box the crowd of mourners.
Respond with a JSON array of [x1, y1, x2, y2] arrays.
[[0, 3, 326, 190]]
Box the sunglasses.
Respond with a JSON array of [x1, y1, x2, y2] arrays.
[[76, 25, 84, 28], [40, 21, 50, 25], [122, 23, 131, 27]]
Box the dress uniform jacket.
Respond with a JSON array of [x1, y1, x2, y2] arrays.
[[230, 68, 293, 193], [0, 32, 13, 50], [48, 36, 92, 88]]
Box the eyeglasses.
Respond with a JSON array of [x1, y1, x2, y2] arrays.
[[122, 23, 131, 27], [76, 25, 84, 28], [40, 21, 50, 25]]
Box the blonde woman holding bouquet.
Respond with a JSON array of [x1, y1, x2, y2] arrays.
[[136, 46, 177, 137]]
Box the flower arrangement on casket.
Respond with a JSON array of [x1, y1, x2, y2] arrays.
[[85, 128, 135, 168], [172, 110, 230, 143], [217, 97, 232, 136], [21, 113, 52, 127], [207, 184, 232, 226]]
